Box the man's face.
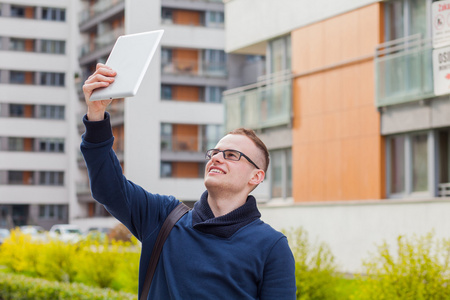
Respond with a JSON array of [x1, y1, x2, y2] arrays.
[[204, 134, 262, 194]]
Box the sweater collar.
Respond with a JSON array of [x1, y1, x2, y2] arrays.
[[191, 191, 261, 238]]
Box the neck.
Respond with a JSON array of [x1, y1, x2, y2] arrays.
[[207, 189, 249, 217]]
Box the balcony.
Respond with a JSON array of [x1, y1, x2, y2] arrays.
[[79, 27, 125, 64], [79, 0, 124, 27], [375, 34, 434, 107], [223, 71, 292, 132], [161, 59, 227, 78], [160, 132, 220, 162]]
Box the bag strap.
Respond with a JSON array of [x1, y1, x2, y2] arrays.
[[140, 202, 191, 300]]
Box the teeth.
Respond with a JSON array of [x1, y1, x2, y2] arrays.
[[210, 169, 224, 174]]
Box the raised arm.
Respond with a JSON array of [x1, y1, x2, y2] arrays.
[[79, 64, 179, 241], [82, 63, 116, 121]]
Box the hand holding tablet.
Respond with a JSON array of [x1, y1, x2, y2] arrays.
[[88, 30, 164, 101]]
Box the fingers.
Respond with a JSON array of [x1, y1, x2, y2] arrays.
[[82, 65, 116, 99]]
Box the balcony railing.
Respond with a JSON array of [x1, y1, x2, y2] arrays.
[[161, 134, 220, 153], [79, 0, 124, 24], [79, 27, 124, 58], [223, 71, 292, 131], [438, 183, 450, 197], [161, 59, 227, 77], [375, 34, 434, 107]]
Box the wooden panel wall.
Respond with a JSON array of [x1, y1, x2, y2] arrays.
[[291, 3, 385, 202]]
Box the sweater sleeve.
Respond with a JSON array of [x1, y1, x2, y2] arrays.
[[260, 236, 297, 300], [80, 112, 179, 242]]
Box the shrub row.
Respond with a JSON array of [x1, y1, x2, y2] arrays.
[[284, 229, 450, 300], [0, 229, 140, 294], [0, 272, 135, 300]]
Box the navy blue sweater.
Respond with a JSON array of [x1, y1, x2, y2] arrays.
[[80, 113, 296, 299]]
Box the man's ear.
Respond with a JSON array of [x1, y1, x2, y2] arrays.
[[249, 169, 265, 186]]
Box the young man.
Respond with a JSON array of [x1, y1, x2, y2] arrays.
[[81, 64, 296, 299]]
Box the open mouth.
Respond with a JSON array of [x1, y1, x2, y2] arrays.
[[209, 167, 225, 174]]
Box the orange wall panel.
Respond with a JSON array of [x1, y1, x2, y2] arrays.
[[172, 162, 199, 178], [291, 3, 384, 202], [25, 7, 34, 19], [173, 124, 198, 151], [173, 85, 200, 102], [173, 10, 201, 26]]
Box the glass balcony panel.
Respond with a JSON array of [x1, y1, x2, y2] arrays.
[[224, 74, 292, 131], [375, 35, 434, 107]]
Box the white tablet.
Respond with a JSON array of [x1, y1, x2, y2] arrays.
[[90, 30, 164, 101]]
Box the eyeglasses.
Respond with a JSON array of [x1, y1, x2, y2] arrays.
[[205, 149, 260, 169]]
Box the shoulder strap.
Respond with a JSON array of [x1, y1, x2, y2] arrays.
[[140, 202, 191, 300]]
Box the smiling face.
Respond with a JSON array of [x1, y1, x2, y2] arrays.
[[204, 134, 265, 196]]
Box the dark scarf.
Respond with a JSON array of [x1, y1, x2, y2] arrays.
[[191, 191, 261, 238]]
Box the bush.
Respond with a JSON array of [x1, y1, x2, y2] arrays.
[[0, 273, 135, 300], [355, 232, 450, 300], [0, 230, 140, 294], [284, 228, 341, 300]]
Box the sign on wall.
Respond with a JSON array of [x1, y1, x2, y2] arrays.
[[432, 0, 450, 48], [432, 46, 450, 96]]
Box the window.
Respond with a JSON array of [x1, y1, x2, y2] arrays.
[[389, 135, 405, 194], [387, 131, 431, 197], [8, 171, 24, 184], [8, 138, 24, 151], [38, 138, 64, 153], [161, 8, 173, 23], [39, 171, 64, 186], [40, 72, 65, 86], [161, 123, 173, 150], [161, 162, 172, 178], [9, 38, 25, 51], [39, 205, 67, 220], [10, 71, 26, 84], [411, 133, 428, 192], [270, 148, 292, 199], [205, 86, 224, 103], [202, 124, 222, 151], [161, 48, 173, 64], [268, 35, 291, 73], [384, 0, 430, 42], [8, 171, 33, 185], [39, 105, 65, 119], [161, 85, 172, 100], [203, 49, 227, 76], [207, 11, 224, 27], [9, 104, 24, 117], [10, 6, 25, 17], [42, 7, 66, 21], [439, 130, 450, 185], [41, 40, 65, 54]]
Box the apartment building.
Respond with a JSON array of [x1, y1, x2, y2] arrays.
[[75, 0, 233, 228], [0, 0, 80, 229], [224, 0, 450, 272]]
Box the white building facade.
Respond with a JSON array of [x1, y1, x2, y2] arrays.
[[0, 0, 80, 229]]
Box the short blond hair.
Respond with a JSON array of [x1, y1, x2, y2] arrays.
[[228, 128, 269, 173]]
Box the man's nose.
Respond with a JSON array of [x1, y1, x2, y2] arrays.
[[211, 151, 224, 163]]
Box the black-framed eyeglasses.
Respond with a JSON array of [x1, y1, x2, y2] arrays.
[[205, 149, 260, 170]]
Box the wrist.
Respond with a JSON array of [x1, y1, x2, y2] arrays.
[[87, 108, 106, 121]]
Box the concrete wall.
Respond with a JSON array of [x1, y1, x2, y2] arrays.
[[381, 95, 450, 135], [259, 198, 450, 273], [225, 0, 380, 53]]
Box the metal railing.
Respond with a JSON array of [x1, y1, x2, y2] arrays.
[[79, 0, 124, 24], [79, 27, 124, 58], [161, 134, 221, 153], [223, 70, 292, 131], [375, 34, 434, 107], [438, 183, 450, 197], [161, 59, 227, 77]]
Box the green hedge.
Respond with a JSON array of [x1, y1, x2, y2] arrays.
[[0, 273, 135, 300]]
